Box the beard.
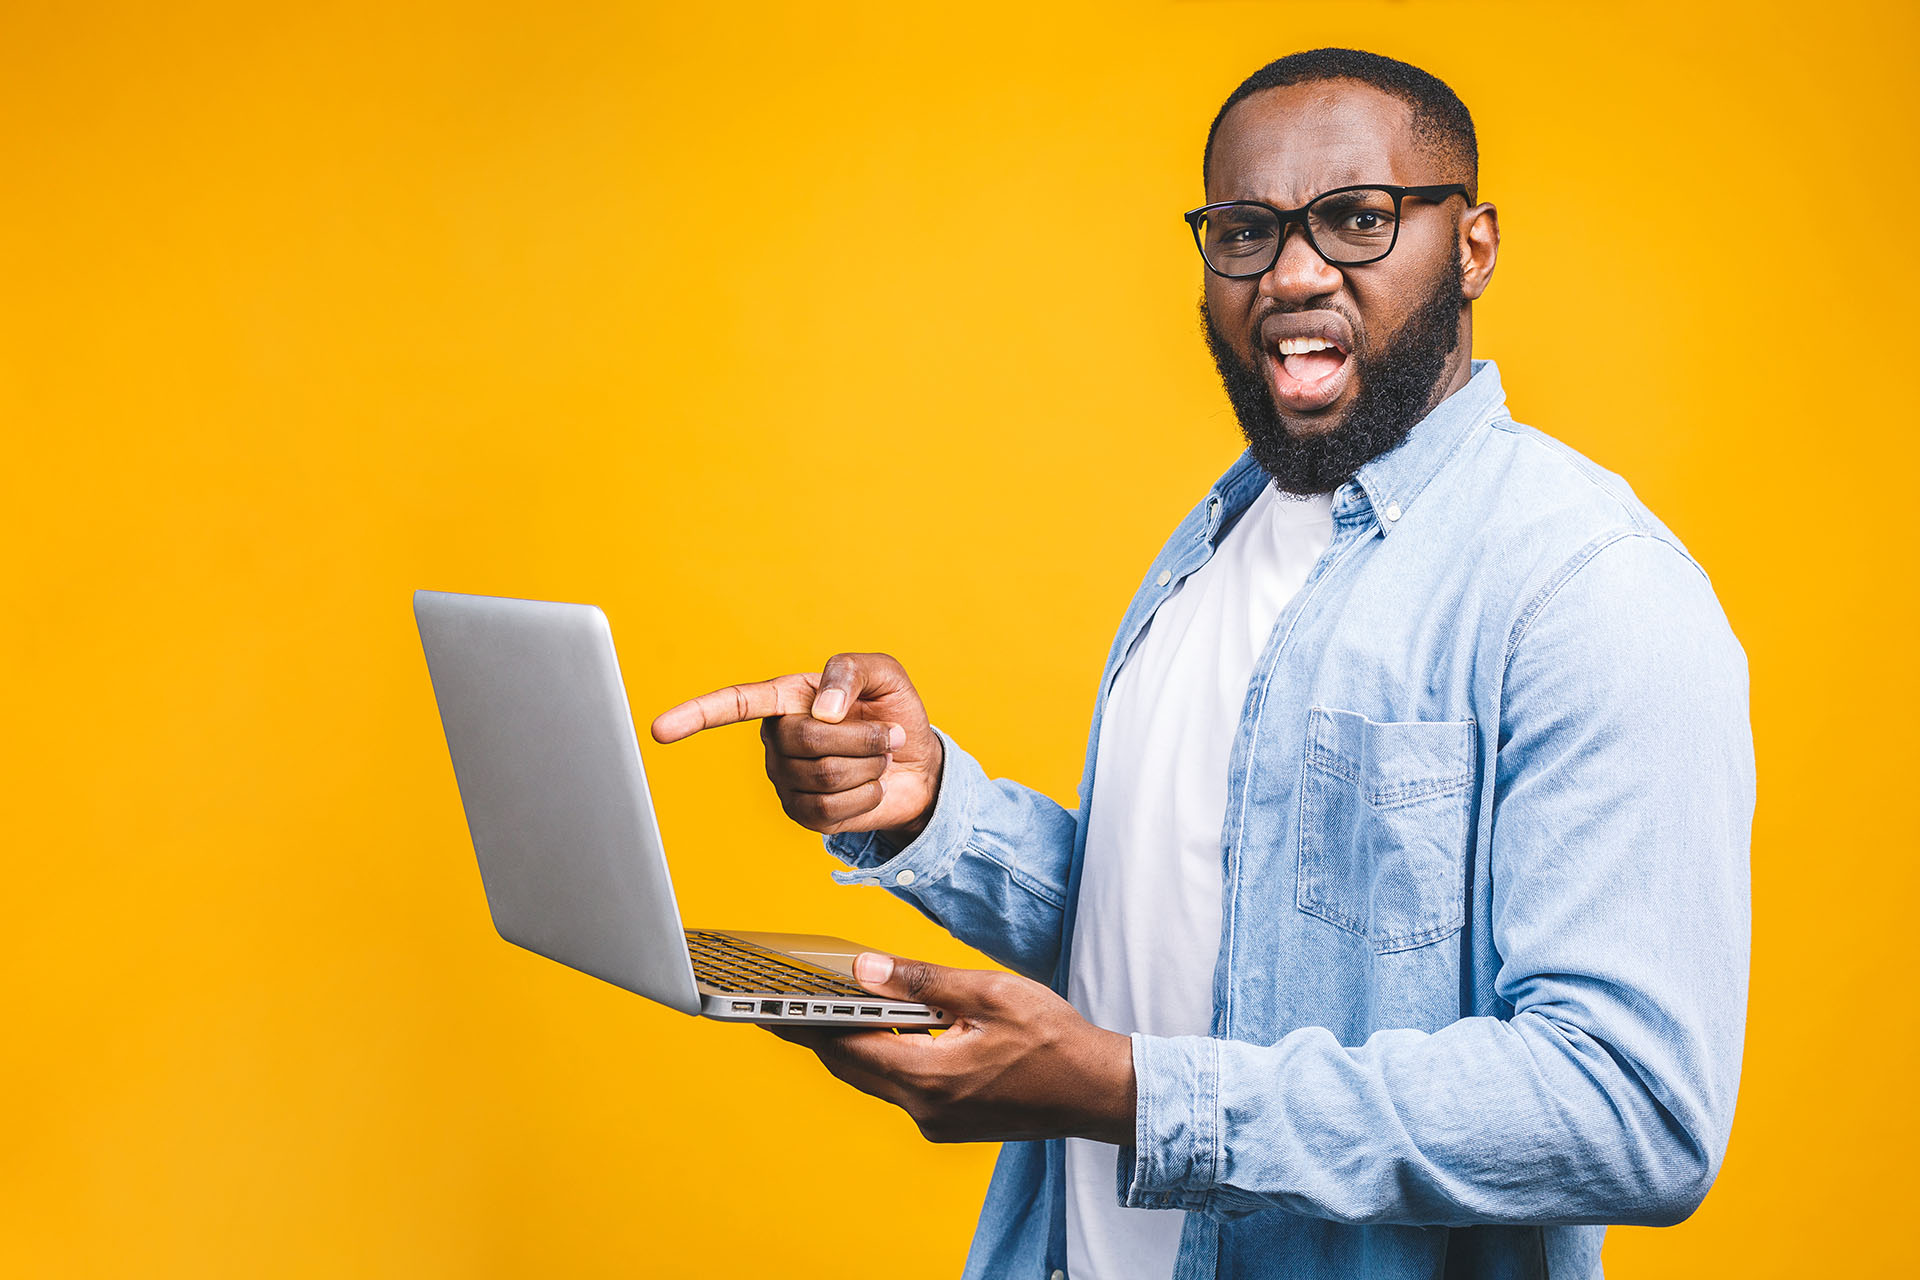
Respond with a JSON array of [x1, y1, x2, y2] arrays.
[[1201, 253, 1464, 495]]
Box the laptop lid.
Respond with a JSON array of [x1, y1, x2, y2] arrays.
[[413, 590, 702, 1014]]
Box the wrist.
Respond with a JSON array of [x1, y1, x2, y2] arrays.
[[1075, 1028, 1139, 1146], [883, 733, 946, 846]]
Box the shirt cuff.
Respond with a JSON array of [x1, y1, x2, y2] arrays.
[[824, 726, 975, 893], [1119, 1032, 1221, 1212]]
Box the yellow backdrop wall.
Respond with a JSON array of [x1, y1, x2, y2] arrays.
[[4, 2, 1913, 1276]]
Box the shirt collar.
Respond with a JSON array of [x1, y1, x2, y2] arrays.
[[1203, 358, 1509, 542], [1341, 358, 1509, 535]]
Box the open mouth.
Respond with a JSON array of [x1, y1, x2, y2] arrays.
[[1264, 334, 1352, 414]]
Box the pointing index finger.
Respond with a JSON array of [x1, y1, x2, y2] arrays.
[[650, 673, 817, 743]]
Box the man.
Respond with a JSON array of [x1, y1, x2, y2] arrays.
[[651, 48, 1752, 1280]]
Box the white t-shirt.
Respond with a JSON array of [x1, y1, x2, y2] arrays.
[[1065, 481, 1333, 1280]]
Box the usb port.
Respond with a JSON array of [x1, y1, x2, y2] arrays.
[[787, 1003, 806, 1016], [831, 1005, 855, 1016], [859, 1006, 882, 1017]]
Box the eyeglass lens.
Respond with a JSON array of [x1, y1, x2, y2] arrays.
[[1197, 188, 1401, 273]]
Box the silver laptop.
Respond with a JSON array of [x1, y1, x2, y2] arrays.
[[413, 589, 951, 1029]]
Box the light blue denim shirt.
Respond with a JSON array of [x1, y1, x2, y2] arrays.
[[826, 360, 1753, 1280]]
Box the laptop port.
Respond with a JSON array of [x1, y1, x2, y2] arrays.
[[811, 1005, 828, 1014], [886, 1009, 925, 1018], [859, 1006, 882, 1017], [831, 1005, 855, 1016], [759, 1000, 783, 1016], [731, 1002, 755, 1012], [786, 1003, 806, 1016]]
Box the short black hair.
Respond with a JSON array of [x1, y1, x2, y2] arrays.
[[1203, 48, 1478, 198]]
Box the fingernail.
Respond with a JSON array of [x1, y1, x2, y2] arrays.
[[854, 953, 894, 984], [814, 689, 847, 720], [887, 724, 905, 750]]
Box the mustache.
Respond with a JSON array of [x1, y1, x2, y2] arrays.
[[1247, 302, 1365, 357]]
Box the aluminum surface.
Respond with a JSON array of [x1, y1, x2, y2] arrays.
[[415, 590, 703, 1014]]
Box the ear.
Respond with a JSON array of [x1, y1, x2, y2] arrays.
[[1460, 202, 1500, 302]]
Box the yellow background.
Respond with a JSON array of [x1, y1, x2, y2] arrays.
[[4, 1, 1913, 1275]]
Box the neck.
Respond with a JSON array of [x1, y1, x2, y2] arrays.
[[1432, 309, 1475, 405]]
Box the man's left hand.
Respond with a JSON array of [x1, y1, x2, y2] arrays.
[[769, 953, 1137, 1146]]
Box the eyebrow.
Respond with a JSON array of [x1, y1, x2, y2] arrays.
[[1311, 187, 1379, 204], [1228, 175, 1386, 208]]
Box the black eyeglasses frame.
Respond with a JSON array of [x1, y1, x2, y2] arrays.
[[1182, 183, 1470, 276]]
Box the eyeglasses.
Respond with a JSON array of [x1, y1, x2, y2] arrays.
[[1183, 183, 1469, 276]]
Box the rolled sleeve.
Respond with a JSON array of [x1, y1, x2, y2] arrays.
[[826, 726, 976, 891], [1120, 1032, 1220, 1212], [822, 727, 1080, 982]]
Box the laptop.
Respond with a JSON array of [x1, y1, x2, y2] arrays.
[[413, 589, 951, 1029]]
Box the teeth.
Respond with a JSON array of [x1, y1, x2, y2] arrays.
[[1276, 336, 1342, 355]]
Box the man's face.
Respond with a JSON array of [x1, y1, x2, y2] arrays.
[[1201, 80, 1478, 493]]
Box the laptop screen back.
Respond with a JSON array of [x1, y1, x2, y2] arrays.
[[413, 590, 702, 1014]]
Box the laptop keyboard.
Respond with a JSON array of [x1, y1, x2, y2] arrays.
[[684, 930, 871, 996]]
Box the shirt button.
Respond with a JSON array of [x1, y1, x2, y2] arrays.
[[1156, 569, 1172, 587], [1384, 502, 1403, 522], [1207, 496, 1221, 515], [1052, 1271, 1066, 1280], [894, 868, 916, 887]]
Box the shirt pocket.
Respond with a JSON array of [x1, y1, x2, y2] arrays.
[[1296, 706, 1477, 953]]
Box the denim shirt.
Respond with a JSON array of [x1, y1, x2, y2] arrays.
[[826, 360, 1754, 1280]]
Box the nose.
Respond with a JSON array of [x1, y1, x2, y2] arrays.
[[1259, 220, 1343, 304]]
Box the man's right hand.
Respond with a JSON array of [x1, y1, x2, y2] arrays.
[[650, 653, 944, 841]]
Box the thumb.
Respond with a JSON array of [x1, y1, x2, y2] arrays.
[[809, 652, 867, 723], [852, 953, 1002, 1009]]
